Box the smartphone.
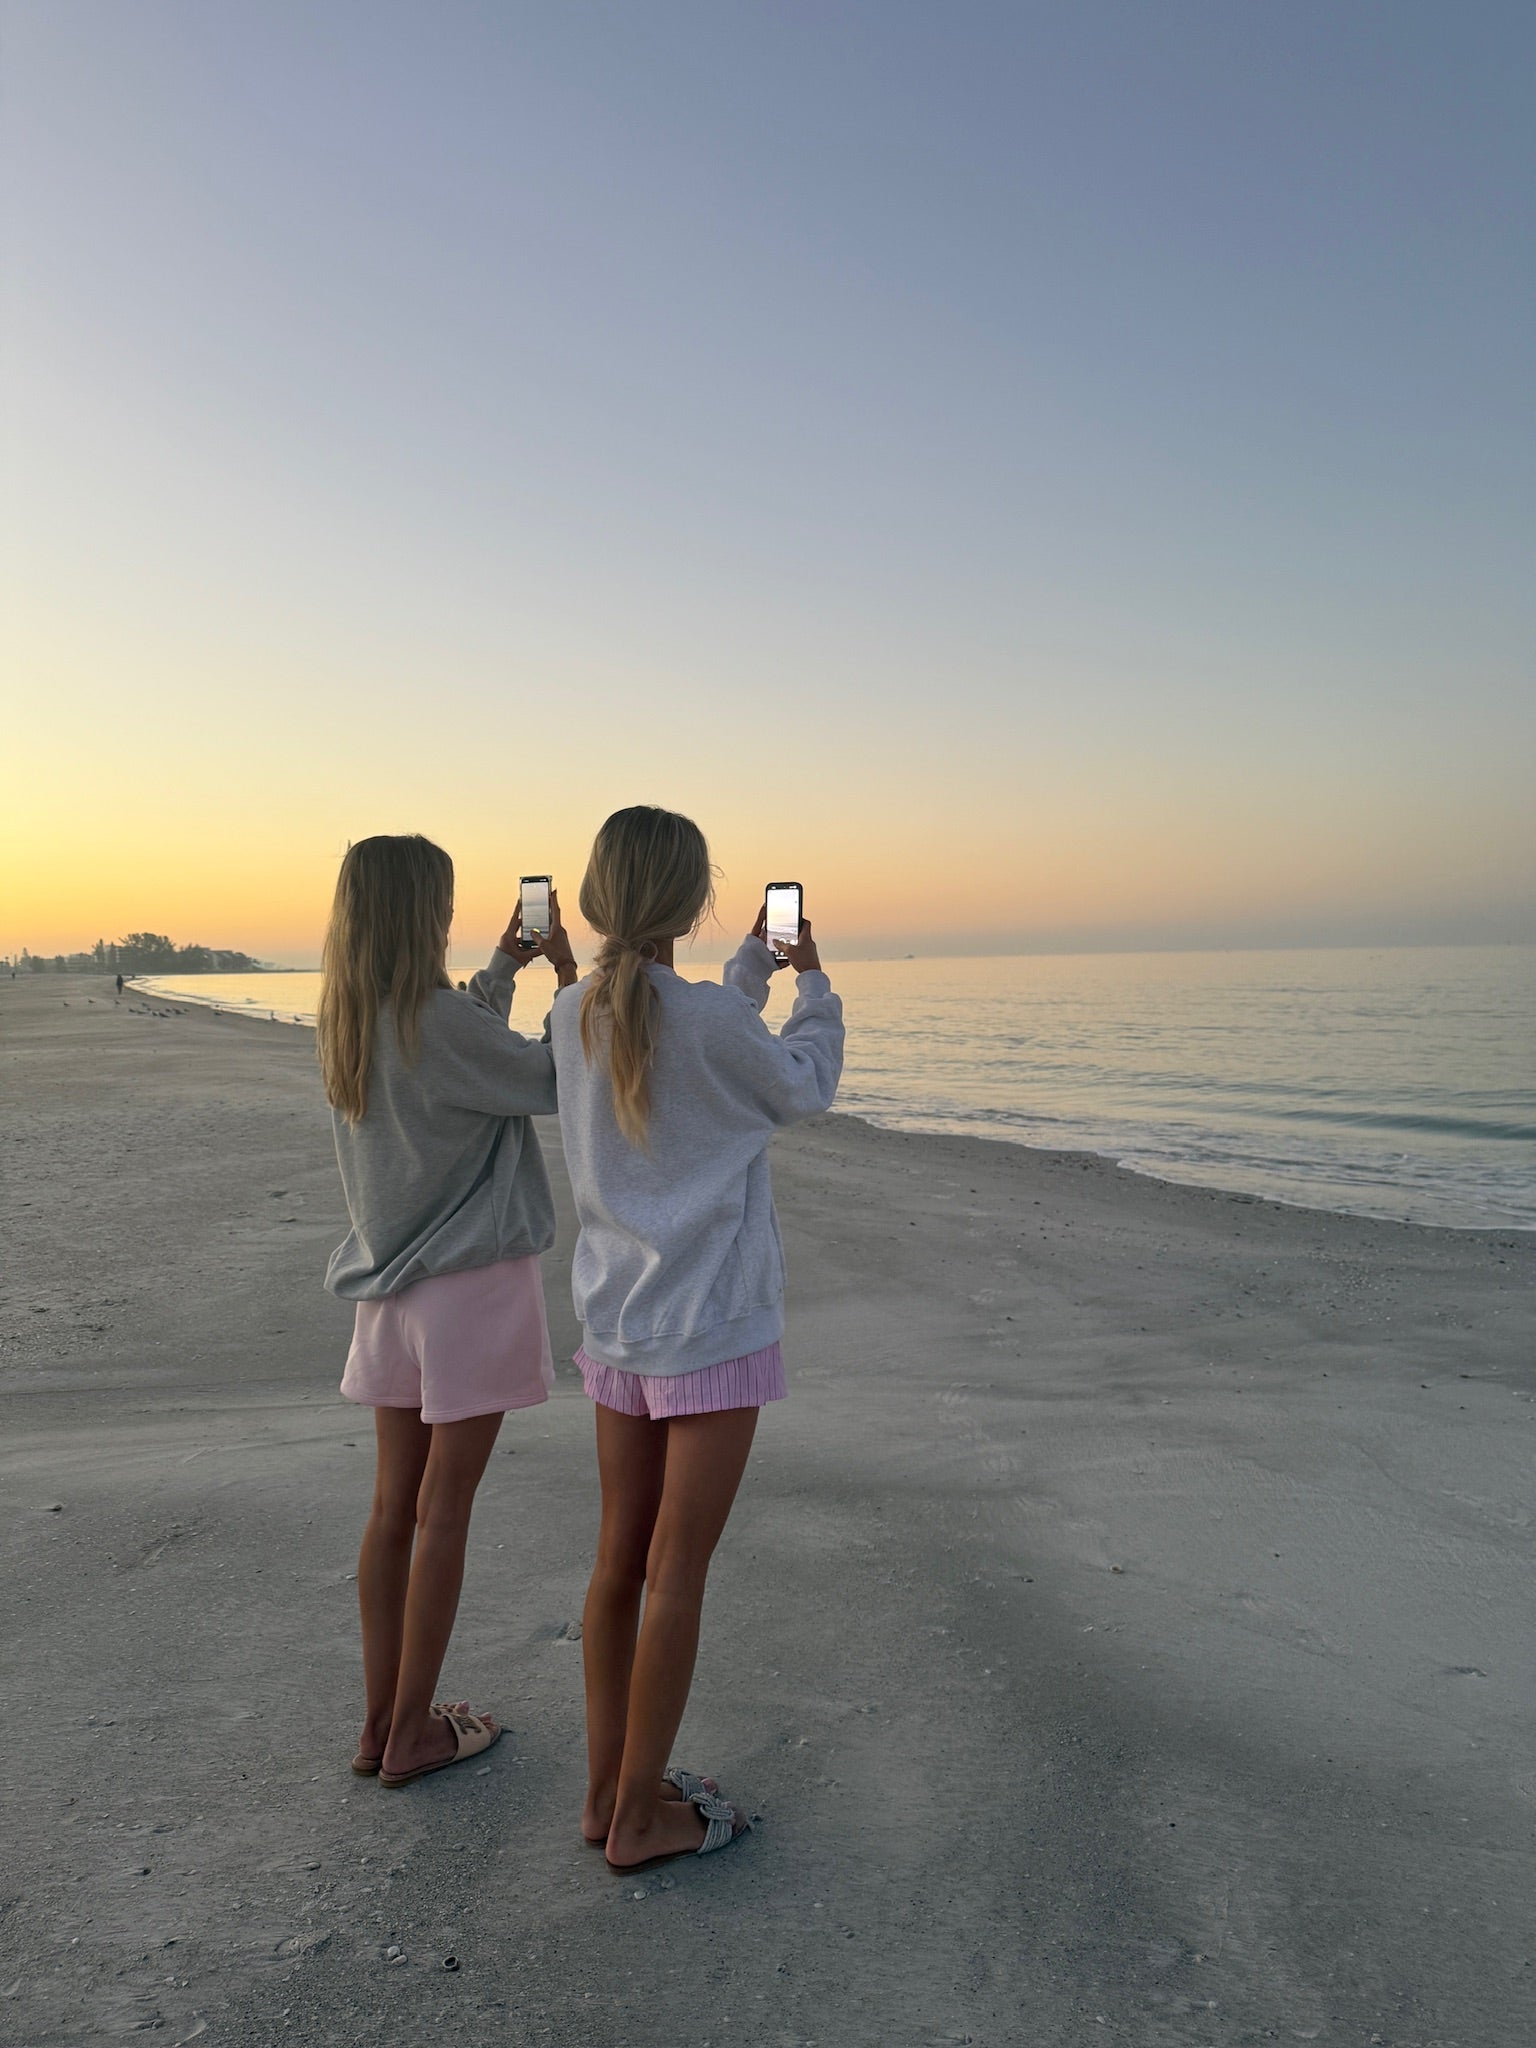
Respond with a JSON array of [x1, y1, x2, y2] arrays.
[[519, 874, 552, 943], [764, 881, 803, 962]]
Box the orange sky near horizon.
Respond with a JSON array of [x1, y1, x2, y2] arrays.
[[5, 683, 1530, 964], [5, 522, 1531, 963]]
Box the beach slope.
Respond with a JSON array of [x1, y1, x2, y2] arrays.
[[3, 974, 1532, 2046]]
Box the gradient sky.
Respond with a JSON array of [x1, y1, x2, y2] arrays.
[[4, 1, 1532, 963]]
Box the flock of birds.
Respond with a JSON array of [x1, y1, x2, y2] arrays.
[[58, 996, 309, 1025]]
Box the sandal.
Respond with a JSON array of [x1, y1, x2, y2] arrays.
[[581, 1767, 721, 1846], [605, 1789, 751, 1872], [663, 1766, 720, 1802], [379, 1704, 501, 1789], [351, 1700, 471, 1776]]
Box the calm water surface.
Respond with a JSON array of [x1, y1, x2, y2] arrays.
[[140, 946, 1536, 1231]]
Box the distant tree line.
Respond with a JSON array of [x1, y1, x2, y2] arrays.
[[8, 934, 270, 974]]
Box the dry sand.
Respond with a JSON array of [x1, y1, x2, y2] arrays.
[[2, 973, 1533, 2048]]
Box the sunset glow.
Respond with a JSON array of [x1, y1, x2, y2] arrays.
[[4, 6, 1532, 965]]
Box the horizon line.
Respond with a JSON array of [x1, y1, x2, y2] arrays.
[[58, 932, 1536, 976]]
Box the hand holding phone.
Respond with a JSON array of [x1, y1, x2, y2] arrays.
[[519, 875, 552, 948], [499, 877, 576, 983], [764, 882, 802, 963], [755, 884, 820, 973]]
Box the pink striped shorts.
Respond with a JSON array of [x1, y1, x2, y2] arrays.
[[576, 1343, 786, 1419]]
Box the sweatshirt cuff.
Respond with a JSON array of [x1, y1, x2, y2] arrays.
[[480, 948, 526, 993], [794, 968, 832, 997], [723, 935, 776, 1013], [465, 948, 523, 1018]]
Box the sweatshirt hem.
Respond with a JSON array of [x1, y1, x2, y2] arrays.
[[576, 1301, 785, 1377], [325, 1234, 555, 1302]]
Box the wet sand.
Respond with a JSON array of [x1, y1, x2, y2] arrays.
[[3, 973, 1533, 2047]]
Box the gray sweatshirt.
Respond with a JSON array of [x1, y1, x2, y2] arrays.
[[551, 936, 845, 1375], [325, 951, 558, 1300]]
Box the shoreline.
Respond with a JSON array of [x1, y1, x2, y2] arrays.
[[121, 973, 1536, 1241], [132, 971, 318, 1026], [900, 1117, 1536, 1240]]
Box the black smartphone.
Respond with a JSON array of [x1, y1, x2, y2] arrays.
[[764, 881, 803, 963], [519, 874, 552, 944]]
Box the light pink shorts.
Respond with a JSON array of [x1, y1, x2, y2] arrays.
[[576, 1343, 786, 1420], [341, 1256, 554, 1425]]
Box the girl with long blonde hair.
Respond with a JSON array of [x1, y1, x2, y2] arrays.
[[552, 806, 845, 1868], [319, 833, 577, 1788]]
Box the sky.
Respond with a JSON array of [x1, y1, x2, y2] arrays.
[[3, 1, 1533, 964]]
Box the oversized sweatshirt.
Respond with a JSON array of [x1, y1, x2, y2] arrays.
[[551, 936, 845, 1375], [325, 951, 558, 1300]]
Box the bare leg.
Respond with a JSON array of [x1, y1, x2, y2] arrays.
[[379, 1411, 504, 1780], [357, 1408, 432, 1763], [580, 1406, 669, 1841], [604, 1406, 759, 1868]]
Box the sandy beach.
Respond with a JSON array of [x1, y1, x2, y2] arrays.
[[3, 973, 1532, 2048]]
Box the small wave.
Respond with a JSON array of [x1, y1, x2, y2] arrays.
[[1266, 1106, 1536, 1143]]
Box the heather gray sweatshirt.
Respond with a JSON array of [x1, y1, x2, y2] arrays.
[[551, 936, 845, 1375], [325, 951, 557, 1300]]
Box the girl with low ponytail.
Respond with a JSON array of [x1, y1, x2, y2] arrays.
[[552, 805, 846, 1871], [576, 806, 714, 1145]]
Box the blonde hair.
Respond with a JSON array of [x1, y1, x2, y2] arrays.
[[318, 834, 454, 1124], [578, 806, 714, 1146]]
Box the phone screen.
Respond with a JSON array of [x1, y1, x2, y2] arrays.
[[765, 884, 802, 953], [520, 876, 551, 939]]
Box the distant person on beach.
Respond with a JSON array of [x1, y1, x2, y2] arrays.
[[318, 832, 577, 1788], [552, 806, 844, 1869], [115, 973, 123, 994]]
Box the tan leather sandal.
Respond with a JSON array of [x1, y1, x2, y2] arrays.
[[379, 1704, 501, 1789], [352, 1700, 470, 1776]]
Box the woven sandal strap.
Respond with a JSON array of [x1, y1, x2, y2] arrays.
[[691, 1790, 742, 1854], [664, 1767, 715, 1801]]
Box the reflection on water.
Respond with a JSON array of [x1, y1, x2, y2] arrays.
[[136, 971, 324, 1025], [140, 946, 1536, 1230]]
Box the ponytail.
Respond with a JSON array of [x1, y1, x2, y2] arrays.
[[579, 941, 660, 1147], [576, 807, 714, 1148]]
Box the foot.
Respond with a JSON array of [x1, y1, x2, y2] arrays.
[[381, 1706, 497, 1783], [603, 1792, 747, 1871], [580, 1770, 719, 1844], [355, 1697, 468, 1773], [354, 1711, 393, 1772]]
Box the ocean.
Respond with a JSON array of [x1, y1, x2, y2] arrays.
[[138, 945, 1536, 1232]]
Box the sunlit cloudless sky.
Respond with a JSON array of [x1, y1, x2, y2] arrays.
[[4, 1, 1532, 962]]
